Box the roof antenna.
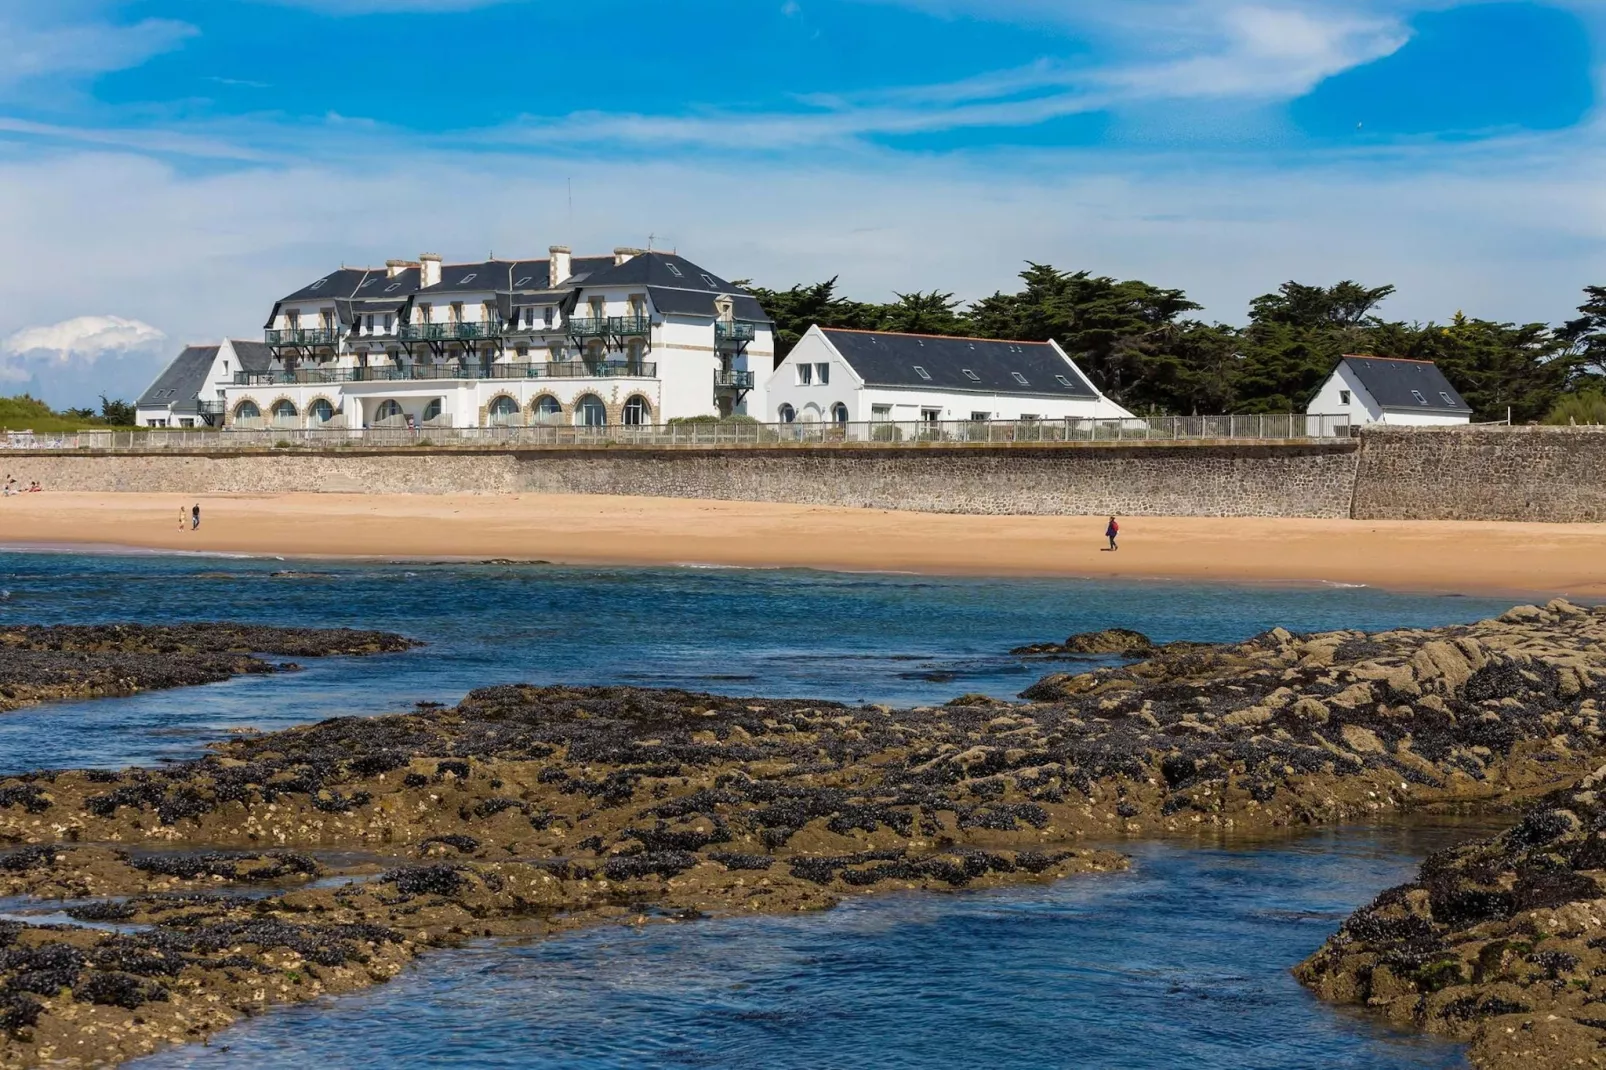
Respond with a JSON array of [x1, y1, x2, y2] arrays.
[[647, 233, 657, 251]]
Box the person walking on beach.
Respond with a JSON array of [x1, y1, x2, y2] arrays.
[[191, 504, 200, 531], [179, 507, 186, 532], [1105, 516, 1119, 551]]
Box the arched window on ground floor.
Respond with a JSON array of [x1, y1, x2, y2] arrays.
[[575, 394, 607, 427]]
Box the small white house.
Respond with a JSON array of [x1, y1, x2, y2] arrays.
[[136, 340, 273, 428], [766, 326, 1133, 425], [1306, 355, 1473, 426]]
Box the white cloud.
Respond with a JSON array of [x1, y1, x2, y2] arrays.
[[0, 129, 1600, 408], [1, 315, 168, 408], [0, 9, 195, 91]]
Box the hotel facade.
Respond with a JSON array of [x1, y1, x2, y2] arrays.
[[138, 247, 774, 430]]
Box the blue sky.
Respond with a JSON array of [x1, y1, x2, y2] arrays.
[[0, 0, 1601, 406]]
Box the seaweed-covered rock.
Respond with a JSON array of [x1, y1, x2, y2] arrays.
[[1298, 769, 1606, 1069]]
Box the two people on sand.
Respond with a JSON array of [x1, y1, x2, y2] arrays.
[[180, 504, 200, 531]]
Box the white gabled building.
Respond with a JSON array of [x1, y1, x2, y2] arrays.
[[138, 246, 774, 430], [766, 326, 1133, 425], [1306, 355, 1473, 427], [135, 339, 273, 428]]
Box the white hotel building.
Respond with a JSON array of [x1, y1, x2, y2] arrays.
[[138, 247, 774, 430]]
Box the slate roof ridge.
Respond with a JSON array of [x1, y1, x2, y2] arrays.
[[821, 327, 1051, 347], [1342, 354, 1436, 365]]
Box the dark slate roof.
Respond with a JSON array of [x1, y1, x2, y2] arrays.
[[137, 345, 218, 411], [1342, 356, 1472, 414], [578, 251, 738, 292], [415, 260, 505, 297], [820, 330, 1098, 398], [278, 268, 388, 304], [648, 287, 769, 322], [229, 341, 273, 373]]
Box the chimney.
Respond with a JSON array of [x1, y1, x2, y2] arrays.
[[613, 246, 643, 267], [549, 245, 572, 286], [385, 258, 418, 279], [419, 253, 442, 288]]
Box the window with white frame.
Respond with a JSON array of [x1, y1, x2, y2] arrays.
[[797, 363, 813, 385], [871, 405, 892, 420], [1340, 390, 1351, 405], [920, 408, 940, 423], [816, 362, 830, 385], [1411, 390, 1427, 404]]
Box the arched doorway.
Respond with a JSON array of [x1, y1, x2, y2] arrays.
[[778, 403, 795, 424], [622, 395, 651, 426], [271, 400, 298, 427], [374, 399, 404, 426], [488, 395, 520, 427], [308, 399, 335, 425], [575, 394, 606, 427], [531, 395, 562, 424]]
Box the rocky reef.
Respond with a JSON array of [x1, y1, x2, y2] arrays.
[[5, 600, 1606, 1066], [1298, 766, 1606, 1070], [0, 624, 418, 712]]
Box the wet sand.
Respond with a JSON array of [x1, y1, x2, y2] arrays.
[[0, 491, 1602, 597]]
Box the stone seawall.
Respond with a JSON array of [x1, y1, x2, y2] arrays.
[[1351, 426, 1606, 523], [16, 427, 1606, 521], [3, 441, 1362, 518]]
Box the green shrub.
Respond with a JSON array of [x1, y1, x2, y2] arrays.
[[1545, 391, 1606, 426]]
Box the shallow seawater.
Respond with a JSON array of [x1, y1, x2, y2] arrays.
[[0, 550, 1515, 773], [133, 820, 1487, 1070], [1, 550, 1525, 1067]]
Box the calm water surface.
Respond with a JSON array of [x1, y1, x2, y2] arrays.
[[0, 550, 1521, 1067], [133, 822, 1485, 1070], [0, 550, 1514, 773]]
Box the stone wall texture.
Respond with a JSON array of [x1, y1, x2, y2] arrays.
[[13, 428, 1606, 521], [1351, 426, 1606, 522], [4, 441, 1362, 518]]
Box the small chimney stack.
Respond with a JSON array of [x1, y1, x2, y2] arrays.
[[385, 258, 418, 279], [419, 253, 442, 288], [613, 246, 643, 267], [549, 245, 572, 286]]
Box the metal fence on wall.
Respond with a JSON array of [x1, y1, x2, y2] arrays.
[[0, 413, 1353, 452]]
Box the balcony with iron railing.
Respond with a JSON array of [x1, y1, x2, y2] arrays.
[[567, 314, 651, 340], [715, 320, 758, 346], [396, 321, 500, 343], [713, 369, 755, 390], [265, 327, 343, 347], [234, 361, 656, 387], [195, 400, 226, 416]]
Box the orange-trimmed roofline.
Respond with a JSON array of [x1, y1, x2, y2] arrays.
[[1341, 354, 1436, 365], [818, 326, 1052, 347]]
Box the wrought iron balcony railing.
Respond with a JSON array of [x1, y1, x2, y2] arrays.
[[567, 314, 651, 339], [715, 320, 758, 345], [265, 328, 343, 346], [233, 361, 657, 386], [714, 370, 755, 390], [396, 321, 500, 342]]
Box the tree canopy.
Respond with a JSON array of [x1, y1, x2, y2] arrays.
[[745, 266, 1594, 421]]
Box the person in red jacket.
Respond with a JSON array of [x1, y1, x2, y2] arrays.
[[1105, 516, 1119, 551]]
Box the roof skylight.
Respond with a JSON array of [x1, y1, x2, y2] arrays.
[[1012, 372, 1029, 385], [1411, 390, 1427, 404], [459, 273, 477, 285], [913, 366, 932, 381], [1055, 375, 1072, 387], [962, 368, 980, 382], [666, 264, 684, 277], [1439, 391, 1454, 405]]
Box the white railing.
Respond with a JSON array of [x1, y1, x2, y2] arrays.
[[0, 414, 1352, 451]]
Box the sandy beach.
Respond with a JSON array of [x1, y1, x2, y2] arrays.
[[0, 491, 1600, 597]]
